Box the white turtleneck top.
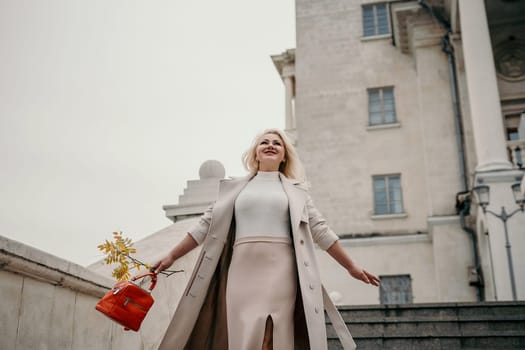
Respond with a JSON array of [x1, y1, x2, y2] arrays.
[[234, 171, 291, 240]]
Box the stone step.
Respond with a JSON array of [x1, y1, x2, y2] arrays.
[[328, 336, 525, 350], [336, 302, 525, 321], [326, 302, 525, 350], [327, 320, 525, 338]]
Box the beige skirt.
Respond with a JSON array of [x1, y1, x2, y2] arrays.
[[226, 236, 297, 350]]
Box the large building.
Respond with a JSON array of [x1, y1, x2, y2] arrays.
[[272, 0, 525, 305]]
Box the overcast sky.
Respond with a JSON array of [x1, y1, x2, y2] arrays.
[[0, 1, 295, 266]]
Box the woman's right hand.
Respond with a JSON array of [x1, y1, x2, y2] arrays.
[[151, 254, 176, 274], [150, 233, 200, 274]]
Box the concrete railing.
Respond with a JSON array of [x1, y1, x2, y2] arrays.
[[0, 235, 145, 350]]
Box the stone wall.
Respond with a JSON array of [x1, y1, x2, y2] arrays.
[[0, 235, 164, 350]]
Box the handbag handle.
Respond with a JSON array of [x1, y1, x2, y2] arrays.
[[131, 272, 158, 291]]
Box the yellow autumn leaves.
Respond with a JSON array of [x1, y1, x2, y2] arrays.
[[97, 231, 150, 281]]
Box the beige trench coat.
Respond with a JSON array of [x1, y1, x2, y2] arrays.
[[158, 173, 356, 350]]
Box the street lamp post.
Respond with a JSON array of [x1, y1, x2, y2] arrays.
[[472, 182, 525, 301]]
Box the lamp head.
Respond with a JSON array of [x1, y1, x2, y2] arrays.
[[472, 185, 490, 213]]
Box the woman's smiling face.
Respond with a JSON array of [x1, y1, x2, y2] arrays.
[[255, 133, 286, 171]]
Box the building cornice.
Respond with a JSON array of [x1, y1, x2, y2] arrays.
[[390, 1, 446, 57], [271, 48, 295, 79]]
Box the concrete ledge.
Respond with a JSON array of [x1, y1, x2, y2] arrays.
[[427, 215, 461, 238], [334, 300, 525, 311], [366, 122, 401, 131], [0, 235, 113, 297], [361, 33, 392, 42], [162, 201, 210, 221], [339, 233, 430, 247], [475, 169, 524, 184], [370, 213, 408, 220]]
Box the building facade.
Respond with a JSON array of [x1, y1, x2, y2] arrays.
[[273, 0, 525, 305]]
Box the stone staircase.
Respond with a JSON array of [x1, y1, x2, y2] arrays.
[[327, 302, 525, 350]]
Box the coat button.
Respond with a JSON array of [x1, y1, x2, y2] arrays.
[[304, 261, 309, 267], [309, 284, 315, 290], [314, 307, 319, 314], [300, 240, 304, 244]]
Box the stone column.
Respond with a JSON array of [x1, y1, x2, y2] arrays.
[[519, 112, 525, 139], [284, 75, 294, 130], [458, 0, 512, 171], [270, 49, 296, 144]]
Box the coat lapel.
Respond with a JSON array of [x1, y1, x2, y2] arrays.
[[205, 173, 307, 246], [208, 175, 252, 242], [213, 173, 308, 242], [280, 173, 308, 230]]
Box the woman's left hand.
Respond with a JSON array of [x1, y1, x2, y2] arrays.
[[348, 265, 380, 286]]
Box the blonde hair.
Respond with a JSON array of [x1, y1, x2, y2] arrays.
[[242, 128, 306, 182]]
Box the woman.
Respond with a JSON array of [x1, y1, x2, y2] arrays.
[[153, 128, 379, 350]]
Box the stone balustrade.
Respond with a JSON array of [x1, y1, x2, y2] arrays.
[[507, 139, 525, 168]]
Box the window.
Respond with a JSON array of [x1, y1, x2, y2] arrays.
[[368, 87, 397, 125], [373, 174, 404, 215], [362, 3, 390, 37], [379, 275, 412, 304], [504, 113, 522, 141], [508, 128, 520, 141]]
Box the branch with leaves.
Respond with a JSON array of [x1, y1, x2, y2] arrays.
[[97, 231, 183, 281]]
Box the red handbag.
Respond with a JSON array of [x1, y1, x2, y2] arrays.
[[95, 272, 157, 331]]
